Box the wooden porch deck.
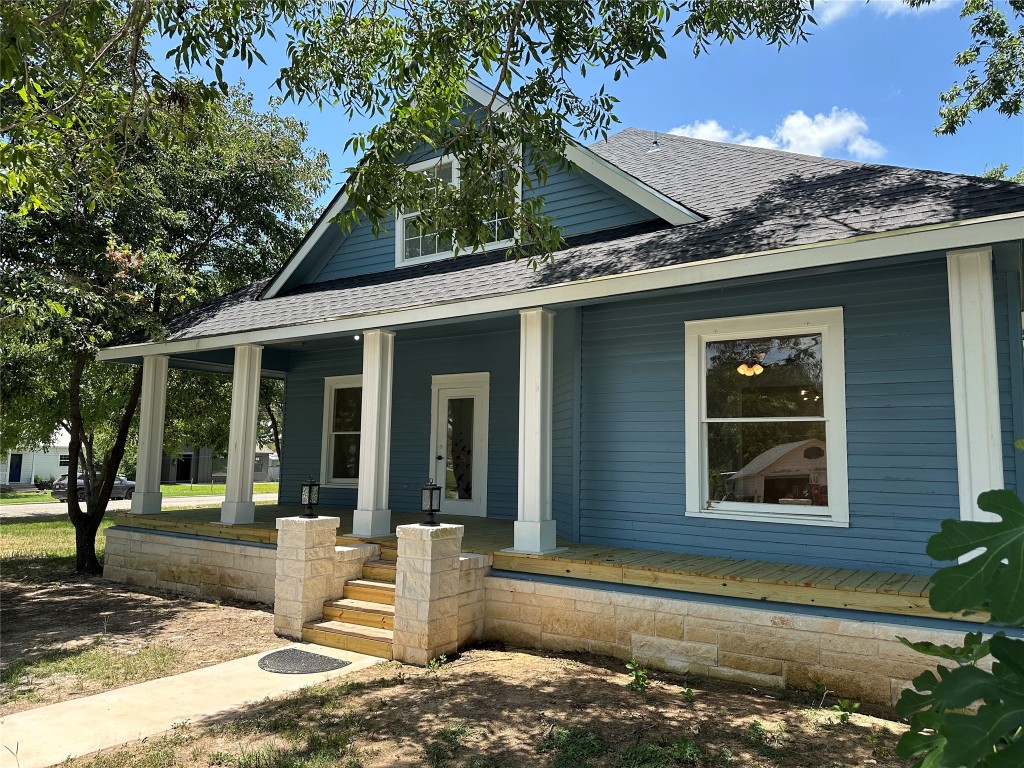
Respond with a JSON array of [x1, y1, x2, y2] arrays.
[[109, 505, 974, 623]]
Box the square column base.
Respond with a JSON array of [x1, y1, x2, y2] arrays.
[[350, 508, 392, 538], [510, 519, 560, 555], [220, 500, 255, 525], [129, 491, 163, 515]]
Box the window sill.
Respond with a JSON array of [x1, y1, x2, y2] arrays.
[[685, 508, 849, 528], [320, 481, 358, 489]]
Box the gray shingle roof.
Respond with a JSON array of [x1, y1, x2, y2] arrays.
[[147, 129, 1024, 344]]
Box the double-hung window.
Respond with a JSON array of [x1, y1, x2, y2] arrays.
[[320, 375, 362, 487], [395, 153, 518, 267], [684, 308, 849, 526]]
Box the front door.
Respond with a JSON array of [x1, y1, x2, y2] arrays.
[[429, 373, 489, 517], [9, 453, 23, 483]]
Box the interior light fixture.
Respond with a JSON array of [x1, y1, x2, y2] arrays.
[[736, 354, 766, 377]]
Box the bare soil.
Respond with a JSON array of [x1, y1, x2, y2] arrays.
[[65, 648, 914, 768], [0, 575, 286, 715]]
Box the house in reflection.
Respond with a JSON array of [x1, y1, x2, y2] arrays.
[[726, 438, 827, 505]]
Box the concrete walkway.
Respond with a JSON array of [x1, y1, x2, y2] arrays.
[[0, 493, 280, 520], [0, 644, 378, 768]]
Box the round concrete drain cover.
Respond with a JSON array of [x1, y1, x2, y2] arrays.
[[258, 649, 352, 674]]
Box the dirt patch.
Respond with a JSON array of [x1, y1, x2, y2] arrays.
[[66, 648, 913, 768], [1, 575, 286, 715]]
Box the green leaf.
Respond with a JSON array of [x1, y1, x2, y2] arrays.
[[926, 490, 1024, 623]]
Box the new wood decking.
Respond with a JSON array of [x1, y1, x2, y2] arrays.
[[109, 506, 978, 623]]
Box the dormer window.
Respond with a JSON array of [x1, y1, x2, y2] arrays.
[[395, 154, 517, 267]]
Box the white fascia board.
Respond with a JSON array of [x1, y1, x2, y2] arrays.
[[262, 189, 350, 299], [465, 80, 699, 225], [96, 211, 1024, 361], [562, 143, 700, 225]]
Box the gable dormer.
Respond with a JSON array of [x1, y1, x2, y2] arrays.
[[262, 85, 700, 298]]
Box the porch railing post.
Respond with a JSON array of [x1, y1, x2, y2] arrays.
[[221, 344, 263, 525], [351, 329, 395, 537], [513, 307, 559, 553], [131, 354, 169, 514]]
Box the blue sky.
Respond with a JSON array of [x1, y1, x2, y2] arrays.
[[196, 1, 1023, 206]]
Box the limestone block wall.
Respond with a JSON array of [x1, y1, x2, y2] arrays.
[[103, 527, 276, 604], [457, 553, 491, 646], [482, 576, 984, 706]]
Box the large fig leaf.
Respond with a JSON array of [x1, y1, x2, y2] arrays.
[[898, 631, 990, 664], [926, 490, 1024, 624]]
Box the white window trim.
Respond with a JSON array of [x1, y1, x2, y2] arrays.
[[395, 152, 521, 268], [320, 374, 362, 488], [684, 307, 850, 527]]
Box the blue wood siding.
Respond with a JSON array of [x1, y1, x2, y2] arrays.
[[279, 321, 520, 517], [577, 257, 959, 574], [306, 163, 655, 284], [994, 244, 1024, 492]]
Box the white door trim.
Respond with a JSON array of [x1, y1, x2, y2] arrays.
[[428, 372, 490, 517]]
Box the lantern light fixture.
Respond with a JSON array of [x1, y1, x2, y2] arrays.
[[420, 479, 441, 526], [300, 476, 320, 518]]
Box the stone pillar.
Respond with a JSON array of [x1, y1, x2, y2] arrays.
[[221, 344, 263, 525], [392, 523, 463, 666], [513, 307, 559, 553], [946, 247, 1002, 524], [131, 355, 169, 514], [352, 329, 395, 538], [273, 515, 340, 640]]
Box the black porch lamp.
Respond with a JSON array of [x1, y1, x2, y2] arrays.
[[420, 479, 441, 526], [300, 476, 320, 518]]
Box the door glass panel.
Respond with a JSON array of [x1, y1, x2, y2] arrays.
[[445, 398, 474, 500]]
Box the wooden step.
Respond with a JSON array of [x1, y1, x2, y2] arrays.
[[343, 578, 396, 605], [378, 545, 398, 563], [302, 620, 393, 659], [322, 597, 395, 630], [361, 559, 397, 583]]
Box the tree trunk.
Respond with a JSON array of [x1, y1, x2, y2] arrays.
[[74, 512, 104, 574]]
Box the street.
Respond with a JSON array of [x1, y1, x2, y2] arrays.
[[0, 493, 280, 520]]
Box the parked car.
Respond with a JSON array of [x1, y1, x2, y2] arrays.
[[52, 474, 135, 501]]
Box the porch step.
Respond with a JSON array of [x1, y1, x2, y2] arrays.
[[301, 620, 393, 659], [343, 578, 396, 605], [361, 559, 396, 583], [322, 597, 394, 630], [378, 544, 398, 563]]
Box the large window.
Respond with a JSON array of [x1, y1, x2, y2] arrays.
[[320, 375, 362, 486], [395, 154, 517, 267], [684, 308, 849, 526]]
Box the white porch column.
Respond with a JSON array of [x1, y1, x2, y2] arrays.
[[947, 247, 1003, 523], [513, 307, 560, 554], [221, 344, 263, 525], [351, 329, 395, 537], [131, 355, 169, 514]]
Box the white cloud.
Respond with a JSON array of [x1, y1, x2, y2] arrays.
[[669, 108, 887, 161], [816, 0, 957, 26]]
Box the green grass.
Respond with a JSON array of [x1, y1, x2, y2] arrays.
[[160, 482, 278, 497], [536, 726, 606, 768], [0, 483, 279, 504], [0, 490, 56, 504], [1, 643, 180, 705], [0, 517, 114, 580]]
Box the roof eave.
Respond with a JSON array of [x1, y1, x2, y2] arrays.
[[96, 210, 1024, 362]]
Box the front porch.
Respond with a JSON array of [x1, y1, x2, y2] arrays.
[[108, 505, 972, 624]]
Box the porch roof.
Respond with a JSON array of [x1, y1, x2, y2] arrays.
[[110, 505, 983, 625], [101, 131, 1024, 357]]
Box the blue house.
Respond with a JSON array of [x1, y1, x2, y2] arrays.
[[100, 86, 1024, 699]]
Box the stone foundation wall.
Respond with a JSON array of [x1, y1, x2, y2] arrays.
[[103, 527, 276, 604], [483, 576, 983, 706], [457, 554, 491, 646]]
